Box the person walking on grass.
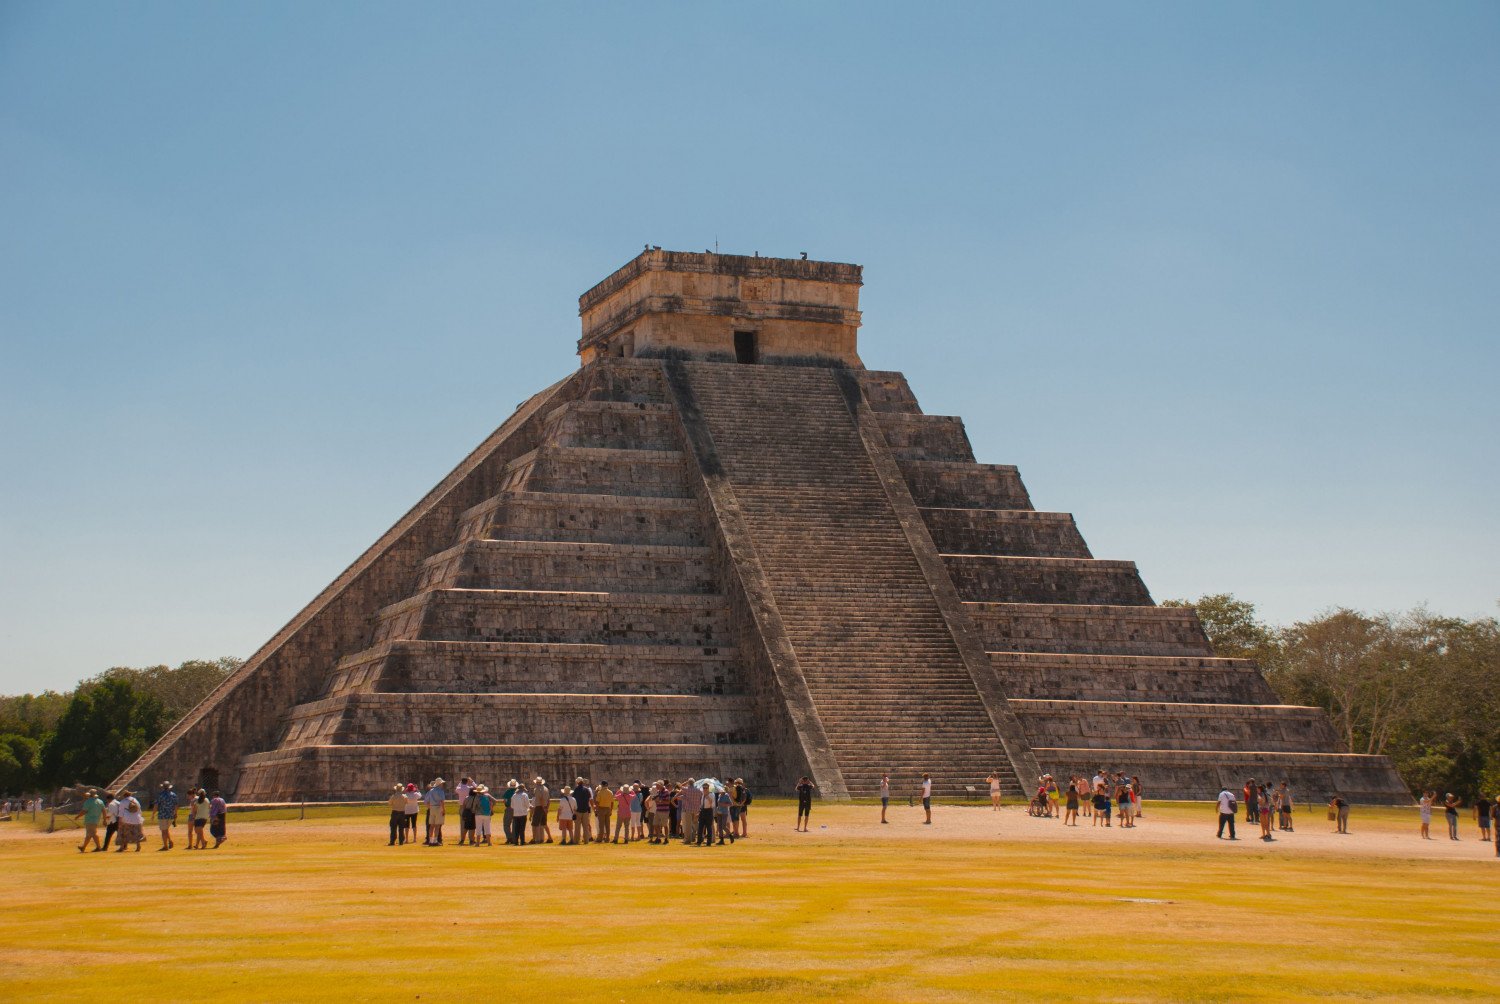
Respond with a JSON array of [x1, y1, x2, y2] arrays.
[[1330, 794, 1350, 834], [795, 776, 815, 832], [100, 792, 119, 852], [879, 773, 891, 824], [208, 791, 227, 848], [1443, 794, 1461, 840], [115, 789, 144, 852], [74, 789, 105, 853], [1473, 794, 1491, 842], [189, 789, 211, 849], [155, 782, 179, 851], [574, 778, 593, 845], [1419, 791, 1434, 839], [1216, 785, 1237, 840]]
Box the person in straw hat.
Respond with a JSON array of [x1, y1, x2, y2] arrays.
[[471, 784, 494, 845], [424, 778, 447, 846], [155, 781, 179, 851], [73, 789, 105, 853], [115, 789, 145, 851], [387, 784, 407, 845]]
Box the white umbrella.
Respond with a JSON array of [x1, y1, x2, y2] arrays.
[[693, 777, 728, 793]]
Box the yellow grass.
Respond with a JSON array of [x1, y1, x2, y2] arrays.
[[3, 800, 1496, 1002]]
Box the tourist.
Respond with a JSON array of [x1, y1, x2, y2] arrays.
[[795, 776, 815, 832], [472, 784, 494, 845], [557, 786, 576, 845], [208, 791, 227, 848], [651, 783, 672, 844], [736, 778, 752, 838], [1092, 782, 1110, 827], [115, 789, 144, 852], [696, 782, 717, 846], [613, 784, 634, 844], [574, 778, 593, 844], [1443, 794, 1461, 840], [1278, 781, 1294, 832], [879, 773, 890, 824], [1046, 775, 1061, 818], [74, 789, 105, 853], [1330, 793, 1350, 834], [714, 785, 734, 844], [455, 777, 475, 846], [501, 779, 518, 842], [508, 783, 530, 846], [920, 773, 933, 825], [668, 782, 682, 839], [1258, 786, 1274, 841], [1078, 775, 1090, 818], [1244, 778, 1258, 824], [679, 778, 703, 845], [190, 789, 211, 849], [1419, 790, 1434, 839], [731, 778, 747, 837], [625, 783, 643, 843], [593, 781, 613, 844], [986, 771, 1003, 811], [1063, 779, 1079, 825], [1116, 777, 1134, 828], [1216, 785, 1237, 840], [424, 778, 447, 846], [1474, 792, 1491, 842], [388, 785, 407, 845], [1131, 776, 1144, 818], [101, 791, 119, 851], [403, 783, 421, 843], [532, 778, 553, 844], [155, 781, 179, 851]]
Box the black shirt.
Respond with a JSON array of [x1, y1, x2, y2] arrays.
[[796, 782, 813, 802], [573, 785, 591, 812]]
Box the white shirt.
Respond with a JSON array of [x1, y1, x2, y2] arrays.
[[105, 800, 120, 823], [1217, 790, 1235, 814], [119, 797, 144, 825], [557, 795, 575, 821], [455, 783, 473, 804], [510, 791, 531, 816], [404, 791, 420, 813], [880, 779, 889, 797], [922, 779, 932, 797]]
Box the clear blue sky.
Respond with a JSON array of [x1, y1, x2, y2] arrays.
[[2, 3, 1497, 693]]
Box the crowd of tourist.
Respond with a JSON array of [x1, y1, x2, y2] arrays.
[[1017, 771, 1144, 828], [64, 782, 228, 852], [386, 775, 754, 847]]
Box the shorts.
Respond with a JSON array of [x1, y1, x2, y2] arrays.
[[194, 819, 207, 829], [922, 797, 931, 810], [428, 807, 446, 824], [210, 818, 226, 838], [631, 811, 643, 825], [881, 797, 889, 807], [729, 807, 740, 821], [158, 817, 174, 830], [531, 807, 547, 825]]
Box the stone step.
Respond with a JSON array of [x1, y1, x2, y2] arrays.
[[986, 651, 1279, 704], [875, 412, 976, 462], [502, 446, 692, 499], [418, 539, 717, 594], [1030, 748, 1413, 804], [943, 555, 1153, 605], [921, 507, 1092, 558], [1009, 699, 1341, 752], [279, 693, 760, 749], [898, 460, 1033, 510], [234, 742, 771, 803], [965, 602, 1213, 656], [373, 589, 734, 648], [542, 399, 681, 452], [327, 640, 741, 697], [457, 491, 705, 547], [854, 370, 923, 414]]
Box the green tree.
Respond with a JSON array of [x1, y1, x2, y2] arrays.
[[0, 734, 43, 793], [1161, 593, 1277, 663], [40, 677, 166, 788]]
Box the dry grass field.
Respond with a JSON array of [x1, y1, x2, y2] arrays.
[[3, 799, 1496, 1002]]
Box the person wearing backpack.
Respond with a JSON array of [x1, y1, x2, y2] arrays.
[[1216, 786, 1237, 840]]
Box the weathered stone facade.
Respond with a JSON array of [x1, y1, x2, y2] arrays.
[[112, 251, 1410, 804]]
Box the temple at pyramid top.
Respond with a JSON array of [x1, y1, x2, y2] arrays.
[[577, 250, 864, 366]]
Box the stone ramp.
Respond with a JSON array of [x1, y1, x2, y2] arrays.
[[668, 361, 1033, 798]]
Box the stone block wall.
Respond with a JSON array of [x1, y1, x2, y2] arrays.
[[454, 492, 704, 547], [967, 602, 1214, 656], [875, 413, 975, 462], [989, 653, 1279, 704], [922, 508, 1091, 559], [945, 555, 1153, 605], [900, 460, 1033, 509], [417, 539, 717, 594], [1011, 699, 1340, 752]]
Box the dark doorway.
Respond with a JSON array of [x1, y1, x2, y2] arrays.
[[197, 767, 220, 791], [734, 330, 758, 364]]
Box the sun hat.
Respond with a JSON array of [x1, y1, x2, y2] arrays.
[[160, 781, 173, 789], [406, 783, 417, 791], [431, 777, 445, 785]]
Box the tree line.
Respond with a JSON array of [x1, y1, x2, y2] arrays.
[[0, 658, 239, 794], [1163, 595, 1500, 799]]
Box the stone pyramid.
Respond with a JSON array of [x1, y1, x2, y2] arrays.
[[113, 250, 1410, 803]]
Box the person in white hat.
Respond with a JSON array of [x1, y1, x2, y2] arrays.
[[424, 778, 447, 846], [155, 781, 179, 850], [471, 785, 494, 845]]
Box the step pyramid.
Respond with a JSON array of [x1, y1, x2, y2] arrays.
[[112, 250, 1411, 804]]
